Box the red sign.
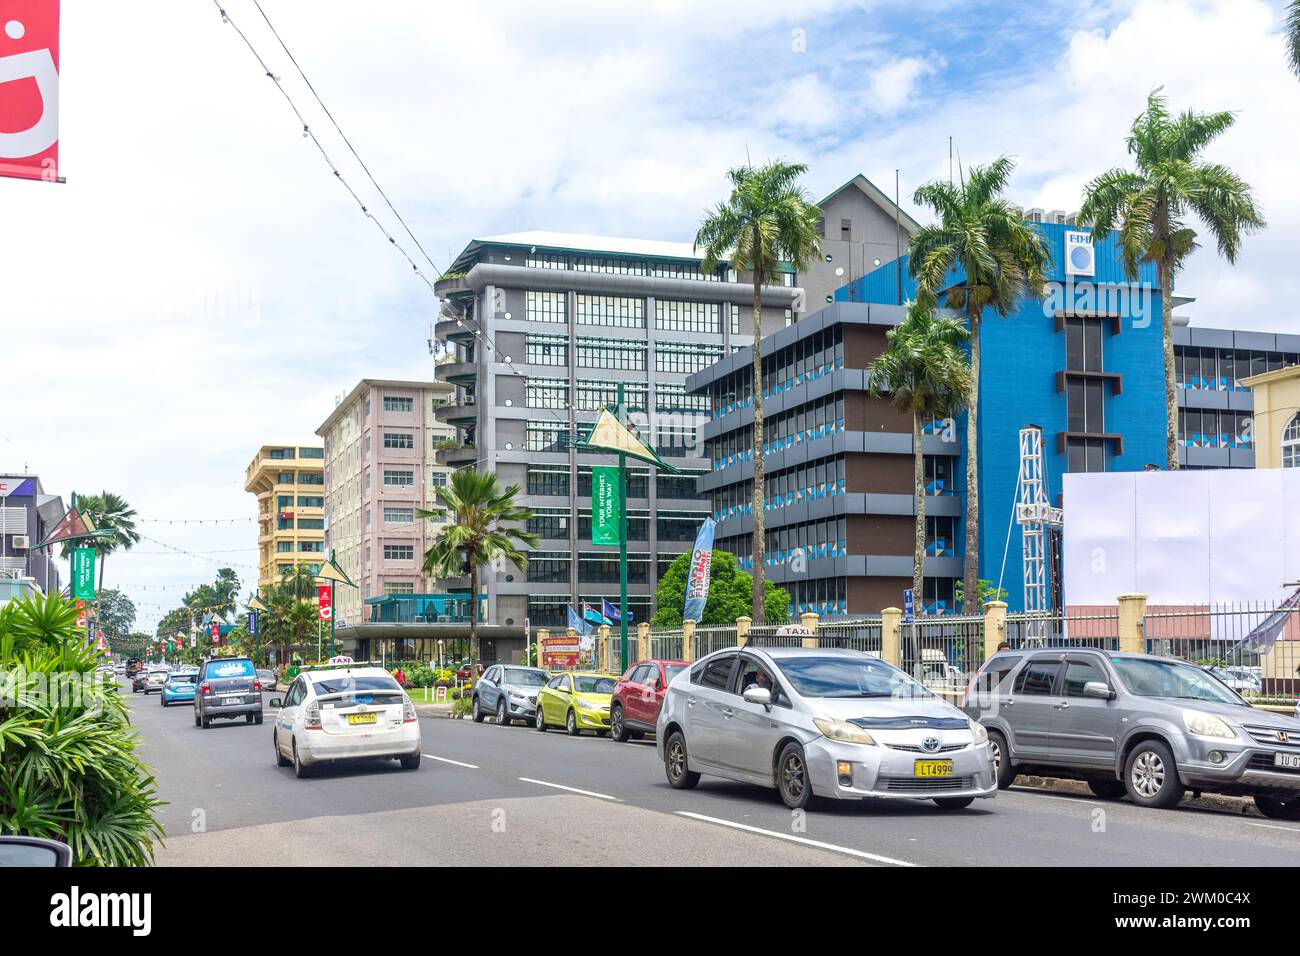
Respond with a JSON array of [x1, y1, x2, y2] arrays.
[[0, 0, 60, 182], [210, 623, 220, 646], [541, 636, 580, 670], [317, 585, 332, 621]]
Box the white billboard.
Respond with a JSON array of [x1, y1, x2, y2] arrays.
[[1063, 469, 1300, 607]]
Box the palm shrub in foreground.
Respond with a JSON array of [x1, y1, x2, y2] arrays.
[[0, 592, 165, 865]]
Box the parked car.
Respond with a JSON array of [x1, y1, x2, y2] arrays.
[[920, 649, 967, 691], [658, 647, 994, 810], [610, 659, 687, 742], [194, 657, 264, 728], [256, 669, 278, 691], [143, 665, 170, 695], [472, 664, 548, 725], [534, 672, 618, 736], [455, 662, 486, 682], [160, 672, 198, 707], [963, 648, 1300, 819], [114, 661, 126, 675], [270, 664, 420, 778], [1208, 666, 1262, 695]]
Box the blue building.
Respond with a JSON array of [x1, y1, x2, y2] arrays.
[[839, 222, 1168, 611]]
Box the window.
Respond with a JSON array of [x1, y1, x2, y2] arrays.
[[655, 342, 724, 374], [692, 654, 736, 690], [299, 447, 324, 459], [527, 466, 570, 497], [298, 472, 323, 485], [384, 544, 415, 561], [277, 471, 294, 484], [527, 596, 570, 627], [528, 507, 571, 539], [526, 550, 571, 583], [299, 541, 324, 553], [383, 432, 414, 449], [576, 336, 646, 371], [276, 541, 293, 553], [972, 656, 1019, 695], [384, 507, 414, 523], [655, 300, 720, 334], [526, 290, 567, 323], [1013, 660, 1061, 696], [297, 518, 324, 530], [924, 456, 957, 496], [383, 396, 414, 413], [1065, 318, 1104, 371], [297, 496, 323, 508], [1063, 660, 1106, 697], [269, 448, 295, 460], [526, 420, 569, 453], [840, 218, 852, 241], [576, 380, 647, 412], [430, 471, 448, 487], [1067, 378, 1105, 433], [384, 469, 415, 486], [576, 294, 644, 328], [384, 581, 415, 594], [925, 515, 956, 557], [526, 377, 569, 409], [1285, 414, 1300, 469], [1066, 437, 1107, 474], [525, 333, 568, 366]]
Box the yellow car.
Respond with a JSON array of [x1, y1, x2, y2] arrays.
[[535, 671, 619, 736]]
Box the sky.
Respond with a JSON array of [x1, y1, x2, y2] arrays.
[[2, 0, 1298, 632]]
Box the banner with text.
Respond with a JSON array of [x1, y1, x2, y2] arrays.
[[0, 0, 60, 182], [682, 517, 715, 623], [591, 466, 621, 545], [70, 547, 95, 600]]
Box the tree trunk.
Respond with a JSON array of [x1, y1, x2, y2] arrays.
[[963, 303, 981, 614], [1159, 258, 1179, 470], [750, 272, 767, 623], [913, 412, 926, 609], [468, 553, 479, 676]]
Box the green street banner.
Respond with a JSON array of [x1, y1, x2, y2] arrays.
[[71, 547, 96, 600], [592, 466, 621, 545]]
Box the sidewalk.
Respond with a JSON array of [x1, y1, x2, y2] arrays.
[[414, 701, 456, 718]]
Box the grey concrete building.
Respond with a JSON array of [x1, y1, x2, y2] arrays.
[[0, 474, 64, 601]]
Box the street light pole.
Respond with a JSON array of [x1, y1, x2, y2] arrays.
[[617, 383, 629, 673]]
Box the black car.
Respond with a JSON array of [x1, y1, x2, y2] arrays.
[[194, 657, 264, 728]]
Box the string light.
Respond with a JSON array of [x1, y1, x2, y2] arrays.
[[135, 533, 259, 572]]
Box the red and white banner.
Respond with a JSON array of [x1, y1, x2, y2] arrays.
[[0, 0, 60, 182], [317, 585, 332, 622]]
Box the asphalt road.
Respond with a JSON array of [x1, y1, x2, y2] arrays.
[[121, 680, 1300, 867]]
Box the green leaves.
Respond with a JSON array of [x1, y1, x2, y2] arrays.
[[420, 470, 538, 582], [651, 551, 790, 627], [867, 301, 971, 423]]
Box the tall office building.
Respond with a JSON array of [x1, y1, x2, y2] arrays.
[[244, 443, 326, 591], [316, 379, 456, 628]]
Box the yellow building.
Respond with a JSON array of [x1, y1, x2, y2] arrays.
[[1242, 365, 1300, 469], [244, 441, 327, 591]]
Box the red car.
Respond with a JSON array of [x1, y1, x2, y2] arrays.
[[610, 659, 688, 742]]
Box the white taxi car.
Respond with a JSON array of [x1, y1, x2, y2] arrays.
[[271, 661, 421, 778]]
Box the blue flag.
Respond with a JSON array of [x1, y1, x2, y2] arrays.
[[602, 598, 633, 623], [683, 517, 716, 623], [583, 603, 610, 626], [567, 604, 593, 636]]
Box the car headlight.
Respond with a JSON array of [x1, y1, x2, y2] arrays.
[[1182, 709, 1235, 739], [578, 699, 603, 710], [968, 719, 988, 744], [812, 717, 877, 746]]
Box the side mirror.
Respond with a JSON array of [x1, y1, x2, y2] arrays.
[[742, 686, 772, 707], [1082, 681, 1114, 700], [269, 697, 283, 708], [0, 836, 72, 867]]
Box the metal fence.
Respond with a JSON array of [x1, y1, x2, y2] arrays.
[[648, 629, 684, 662], [901, 615, 984, 692], [745, 624, 806, 648], [693, 625, 739, 658], [1003, 610, 1121, 651], [1143, 602, 1299, 701], [817, 617, 883, 654]]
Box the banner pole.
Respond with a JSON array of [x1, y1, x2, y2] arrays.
[[617, 383, 629, 673]]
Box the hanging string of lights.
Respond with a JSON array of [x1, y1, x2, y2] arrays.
[[138, 516, 256, 525], [135, 534, 260, 572]]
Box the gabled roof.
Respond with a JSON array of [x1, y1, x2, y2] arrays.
[[817, 173, 921, 235]]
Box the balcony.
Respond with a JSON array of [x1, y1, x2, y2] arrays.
[[435, 317, 475, 344], [364, 593, 487, 624], [439, 360, 478, 385], [435, 394, 478, 426], [434, 274, 473, 299], [435, 442, 479, 467]]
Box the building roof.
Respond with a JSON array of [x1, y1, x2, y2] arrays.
[[1241, 364, 1300, 388], [316, 378, 451, 435], [816, 173, 922, 235], [448, 230, 709, 274]]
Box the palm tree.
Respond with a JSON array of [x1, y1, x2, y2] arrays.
[[909, 157, 1049, 612], [1079, 90, 1264, 470], [695, 160, 823, 622], [1288, 1, 1300, 77], [420, 470, 537, 673], [62, 491, 141, 590], [278, 563, 318, 600], [867, 302, 971, 612]]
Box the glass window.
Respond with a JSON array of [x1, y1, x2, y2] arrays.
[[692, 654, 736, 691], [576, 294, 645, 329], [1110, 657, 1244, 704], [1013, 660, 1061, 696], [526, 378, 569, 409], [383, 544, 415, 561], [655, 300, 720, 334], [383, 432, 415, 449], [383, 396, 414, 412], [1284, 414, 1300, 469], [525, 334, 568, 366], [526, 290, 567, 323], [1063, 660, 1107, 697], [383, 470, 415, 486], [383, 507, 414, 523]]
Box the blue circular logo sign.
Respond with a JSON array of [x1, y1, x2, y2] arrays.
[[1070, 245, 1092, 270]]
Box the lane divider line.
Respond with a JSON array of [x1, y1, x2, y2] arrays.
[[423, 754, 479, 769], [518, 777, 620, 801], [1243, 820, 1300, 833], [673, 811, 917, 867]]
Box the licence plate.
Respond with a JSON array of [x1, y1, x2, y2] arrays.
[[1274, 752, 1300, 769], [347, 712, 378, 726], [222, 695, 242, 703], [915, 759, 955, 778]]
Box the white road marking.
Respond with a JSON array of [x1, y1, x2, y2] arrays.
[[674, 811, 917, 867], [423, 754, 479, 769], [1007, 787, 1101, 805], [1243, 820, 1300, 833], [519, 777, 620, 801]]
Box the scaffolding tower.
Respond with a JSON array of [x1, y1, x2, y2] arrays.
[[1015, 426, 1063, 643]]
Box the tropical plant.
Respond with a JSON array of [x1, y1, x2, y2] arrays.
[[419, 470, 538, 674], [91, 589, 136, 644], [651, 550, 791, 627], [952, 578, 1008, 611], [696, 160, 822, 623], [277, 564, 317, 600], [0, 593, 165, 865], [909, 156, 1049, 611], [867, 301, 971, 610], [61, 491, 141, 590], [1288, 1, 1300, 77], [1079, 89, 1264, 469]]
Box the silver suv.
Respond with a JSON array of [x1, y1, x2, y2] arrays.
[[472, 664, 549, 726], [963, 648, 1300, 819]]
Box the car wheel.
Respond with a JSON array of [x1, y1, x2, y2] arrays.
[[471, 696, 484, 723], [201, 714, 211, 729], [292, 739, 310, 779], [610, 703, 630, 742], [1087, 778, 1127, 800], [664, 730, 700, 790], [399, 751, 421, 770], [497, 699, 510, 727], [254, 713, 263, 726], [246, 714, 254, 724], [933, 797, 976, 810], [776, 741, 818, 810], [534, 706, 547, 732], [274, 731, 290, 767], [566, 709, 580, 736], [160, 695, 166, 707], [988, 730, 1016, 790], [1254, 794, 1300, 820], [193, 711, 200, 728], [1124, 740, 1185, 809]]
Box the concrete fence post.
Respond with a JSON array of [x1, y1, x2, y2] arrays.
[[881, 607, 902, 667], [735, 616, 751, 646], [636, 621, 650, 662], [983, 601, 1008, 662], [1117, 593, 1148, 654], [682, 620, 696, 662], [800, 611, 819, 649], [597, 624, 611, 672]]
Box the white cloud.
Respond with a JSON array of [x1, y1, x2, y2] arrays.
[[867, 55, 941, 114]]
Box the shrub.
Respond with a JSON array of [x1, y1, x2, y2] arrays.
[[451, 696, 473, 719]]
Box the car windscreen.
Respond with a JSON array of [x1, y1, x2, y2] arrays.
[[664, 664, 687, 682], [1110, 658, 1245, 705], [502, 668, 548, 687], [168, 674, 196, 684], [773, 656, 931, 699], [204, 660, 256, 680], [574, 676, 616, 694], [313, 675, 401, 695]]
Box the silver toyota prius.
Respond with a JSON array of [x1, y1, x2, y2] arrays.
[[656, 646, 998, 810]]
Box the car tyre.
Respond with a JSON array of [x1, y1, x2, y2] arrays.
[[193, 711, 200, 728], [399, 751, 421, 770], [664, 730, 700, 790], [610, 703, 630, 742], [988, 730, 1016, 790], [246, 714, 254, 724], [471, 696, 485, 723], [160, 695, 167, 707], [1087, 777, 1127, 800], [274, 731, 290, 767], [566, 709, 580, 736], [933, 797, 976, 810], [292, 739, 310, 779], [534, 706, 548, 732], [497, 699, 510, 727], [254, 713, 263, 726], [1124, 740, 1184, 809], [776, 741, 819, 810], [201, 714, 211, 729], [1255, 794, 1300, 820]]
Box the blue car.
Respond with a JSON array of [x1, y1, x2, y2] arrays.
[[161, 672, 198, 707]]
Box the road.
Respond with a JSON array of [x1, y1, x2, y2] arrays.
[[121, 681, 1300, 867]]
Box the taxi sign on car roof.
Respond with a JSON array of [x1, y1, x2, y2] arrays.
[[327, 655, 354, 666]]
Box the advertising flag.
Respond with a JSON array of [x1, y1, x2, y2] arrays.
[[71, 547, 96, 600], [682, 517, 716, 623], [591, 466, 621, 545], [210, 623, 220, 646], [566, 604, 592, 636], [317, 585, 332, 621], [0, 0, 60, 182]]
